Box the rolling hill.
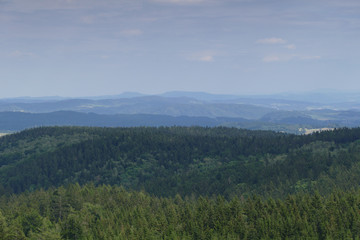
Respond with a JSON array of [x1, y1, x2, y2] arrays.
[[1, 126, 360, 198], [1, 126, 360, 238]]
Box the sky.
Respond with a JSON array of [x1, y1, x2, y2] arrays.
[[1, 0, 360, 97]]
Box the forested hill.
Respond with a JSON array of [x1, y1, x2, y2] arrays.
[[1, 126, 360, 198], [1, 184, 360, 239]]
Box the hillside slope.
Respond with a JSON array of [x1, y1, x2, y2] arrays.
[[1, 126, 360, 198]]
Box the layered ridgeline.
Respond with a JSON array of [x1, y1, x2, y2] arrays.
[[1, 126, 360, 198], [3, 93, 360, 134], [0, 111, 303, 134]]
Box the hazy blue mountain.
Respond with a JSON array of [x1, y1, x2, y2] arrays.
[[0, 91, 360, 133], [0, 111, 329, 134], [260, 111, 335, 127], [0, 111, 244, 131], [160, 91, 240, 101], [82, 91, 147, 100], [267, 90, 360, 105], [0, 96, 275, 119], [158, 91, 360, 111], [2, 90, 360, 110], [307, 109, 360, 126], [160, 90, 360, 110], [159, 92, 321, 111], [218, 98, 319, 111], [0, 96, 68, 103]]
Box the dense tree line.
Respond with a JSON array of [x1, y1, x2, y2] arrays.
[[1, 184, 360, 239]]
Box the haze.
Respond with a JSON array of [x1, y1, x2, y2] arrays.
[[1, 0, 359, 98]]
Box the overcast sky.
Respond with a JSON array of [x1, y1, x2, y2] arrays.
[[1, 0, 360, 97]]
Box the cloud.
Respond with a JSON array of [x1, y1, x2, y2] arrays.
[[187, 51, 216, 62], [300, 55, 321, 60], [81, 16, 95, 24], [120, 29, 143, 36], [198, 55, 214, 62], [2, 0, 140, 12], [9, 50, 35, 58], [285, 44, 296, 50], [262, 54, 321, 63], [256, 38, 287, 44], [262, 55, 282, 62], [257, 38, 297, 51]]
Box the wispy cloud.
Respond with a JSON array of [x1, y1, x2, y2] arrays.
[[262, 55, 283, 62], [257, 38, 299, 62], [2, 0, 141, 12], [9, 50, 35, 58], [120, 29, 143, 36], [81, 16, 95, 24], [300, 55, 321, 60], [285, 44, 296, 50], [256, 38, 287, 44], [262, 54, 321, 63], [186, 51, 216, 62], [198, 55, 214, 62]]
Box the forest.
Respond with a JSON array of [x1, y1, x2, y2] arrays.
[[1, 184, 360, 239], [1, 126, 360, 238]]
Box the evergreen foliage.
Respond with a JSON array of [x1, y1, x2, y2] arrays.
[[1, 126, 360, 238], [1, 126, 360, 198], [0, 185, 359, 239]]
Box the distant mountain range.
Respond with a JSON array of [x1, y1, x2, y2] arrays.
[[0, 96, 274, 118], [1, 90, 360, 133], [0, 111, 226, 131], [0, 111, 307, 134]]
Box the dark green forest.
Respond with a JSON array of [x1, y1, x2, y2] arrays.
[[2, 126, 360, 238], [1, 184, 360, 239], [1, 126, 360, 197]]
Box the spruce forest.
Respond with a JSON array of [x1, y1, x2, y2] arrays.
[[1, 126, 360, 239]]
